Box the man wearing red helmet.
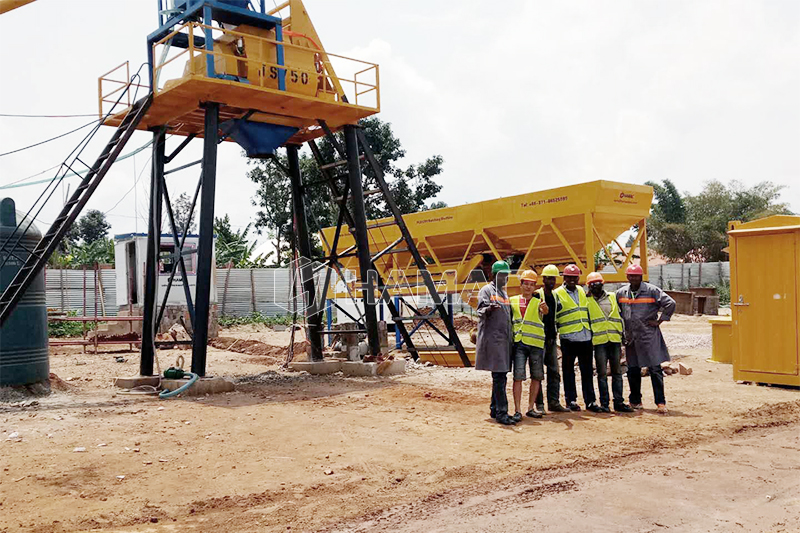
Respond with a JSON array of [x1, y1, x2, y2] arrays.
[[553, 264, 602, 413], [616, 264, 676, 414]]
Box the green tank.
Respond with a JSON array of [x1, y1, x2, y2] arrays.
[[0, 197, 49, 386]]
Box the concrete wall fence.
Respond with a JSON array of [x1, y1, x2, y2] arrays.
[[43, 262, 731, 317]]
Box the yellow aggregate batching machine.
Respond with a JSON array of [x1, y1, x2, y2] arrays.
[[320, 180, 654, 366], [1, 0, 472, 372]]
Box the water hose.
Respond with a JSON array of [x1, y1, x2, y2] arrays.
[[159, 370, 199, 399]]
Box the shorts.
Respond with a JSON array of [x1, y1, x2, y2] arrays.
[[513, 342, 544, 381]]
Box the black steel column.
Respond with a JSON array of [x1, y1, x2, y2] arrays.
[[287, 145, 324, 361], [191, 103, 219, 376], [140, 127, 167, 376], [343, 125, 381, 356]]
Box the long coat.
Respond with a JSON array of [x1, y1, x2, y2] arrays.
[[475, 281, 513, 373], [615, 282, 676, 368]]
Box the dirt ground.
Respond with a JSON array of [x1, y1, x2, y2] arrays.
[[1, 315, 799, 532]]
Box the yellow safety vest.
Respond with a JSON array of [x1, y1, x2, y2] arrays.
[[554, 286, 590, 336], [587, 292, 624, 345], [510, 295, 546, 348]]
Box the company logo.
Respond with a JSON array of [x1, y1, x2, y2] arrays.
[[619, 192, 634, 200]]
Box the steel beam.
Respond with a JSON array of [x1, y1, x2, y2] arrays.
[[140, 127, 167, 376], [191, 103, 219, 376], [343, 125, 381, 356], [287, 144, 324, 361]]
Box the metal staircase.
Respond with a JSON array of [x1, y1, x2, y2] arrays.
[[0, 95, 153, 326]]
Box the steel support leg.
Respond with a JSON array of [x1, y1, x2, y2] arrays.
[[287, 144, 323, 361], [343, 125, 381, 356], [191, 103, 219, 376], [140, 127, 167, 376]]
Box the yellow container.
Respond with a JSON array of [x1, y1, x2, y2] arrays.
[[729, 215, 800, 386], [709, 316, 732, 364]]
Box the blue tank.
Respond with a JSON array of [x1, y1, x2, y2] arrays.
[[0, 198, 49, 386]]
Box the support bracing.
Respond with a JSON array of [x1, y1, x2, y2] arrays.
[[190, 103, 220, 377]]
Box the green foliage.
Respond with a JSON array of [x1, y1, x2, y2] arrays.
[[173, 192, 197, 234], [74, 209, 111, 244], [49, 210, 115, 268], [248, 117, 446, 265], [646, 179, 792, 262], [218, 312, 295, 328], [48, 310, 94, 338], [214, 215, 272, 268]]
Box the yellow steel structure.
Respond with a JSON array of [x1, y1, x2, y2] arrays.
[[321, 180, 652, 301], [729, 215, 800, 386], [98, 0, 379, 145]]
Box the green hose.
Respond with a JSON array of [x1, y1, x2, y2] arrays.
[[159, 371, 199, 399]]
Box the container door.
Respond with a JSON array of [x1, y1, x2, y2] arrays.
[[734, 232, 799, 375]]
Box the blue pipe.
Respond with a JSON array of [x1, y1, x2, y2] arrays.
[[159, 371, 199, 399]]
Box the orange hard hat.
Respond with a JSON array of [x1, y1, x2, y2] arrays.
[[626, 264, 644, 276], [586, 272, 604, 284], [519, 269, 538, 283], [563, 264, 581, 277]]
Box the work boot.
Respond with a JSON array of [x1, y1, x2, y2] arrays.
[[614, 402, 634, 413], [599, 405, 611, 413], [548, 404, 570, 413], [631, 403, 644, 410], [512, 412, 523, 423], [526, 409, 543, 419], [536, 403, 546, 415], [587, 402, 604, 413], [656, 404, 669, 415], [496, 414, 516, 425], [568, 402, 581, 412]]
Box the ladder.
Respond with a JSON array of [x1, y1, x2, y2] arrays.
[[308, 123, 470, 367], [0, 95, 153, 326]]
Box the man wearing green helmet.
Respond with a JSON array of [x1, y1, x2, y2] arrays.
[[475, 259, 516, 425]]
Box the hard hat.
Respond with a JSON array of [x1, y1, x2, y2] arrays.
[[586, 272, 604, 284], [563, 264, 581, 277], [519, 269, 538, 283], [542, 264, 559, 277], [626, 264, 644, 276], [491, 260, 511, 275]]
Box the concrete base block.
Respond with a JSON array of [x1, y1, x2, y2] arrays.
[[114, 376, 161, 389], [160, 376, 235, 397], [377, 359, 406, 376], [289, 361, 342, 374], [341, 361, 378, 377]]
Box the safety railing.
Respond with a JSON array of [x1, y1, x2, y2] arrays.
[[150, 21, 379, 110], [97, 61, 150, 118]]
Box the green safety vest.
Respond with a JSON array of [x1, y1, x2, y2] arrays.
[[554, 286, 590, 336], [587, 292, 624, 345], [510, 294, 546, 348]]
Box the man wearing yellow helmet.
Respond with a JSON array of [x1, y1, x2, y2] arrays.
[[509, 270, 549, 420]]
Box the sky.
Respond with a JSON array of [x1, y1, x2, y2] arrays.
[[0, 0, 798, 256]]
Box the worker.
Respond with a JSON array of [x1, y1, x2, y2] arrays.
[[475, 260, 516, 425], [554, 264, 602, 413], [534, 265, 569, 413], [586, 272, 634, 413], [616, 264, 676, 414], [509, 270, 549, 420]]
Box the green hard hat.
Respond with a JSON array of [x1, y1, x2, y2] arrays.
[[491, 260, 511, 275]]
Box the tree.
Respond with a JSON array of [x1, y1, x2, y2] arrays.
[[645, 179, 792, 262], [214, 215, 272, 267], [248, 117, 446, 265], [75, 209, 111, 244], [172, 192, 197, 234]]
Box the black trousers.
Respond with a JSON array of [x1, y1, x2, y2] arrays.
[[627, 365, 666, 406], [561, 338, 596, 405], [594, 342, 624, 407], [535, 337, 562, 408], [490, 372, 509, 417]]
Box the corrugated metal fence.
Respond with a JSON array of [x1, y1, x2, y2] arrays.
[[216, 267, 303, 317], [647, 261, 730, 291], [45, 268, 118, 316]]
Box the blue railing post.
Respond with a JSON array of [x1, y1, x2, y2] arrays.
[[326, 299, 333, 346], [275, 24, 286, 91], [203, 5, 216, 78], [394, 296, 402, 349]]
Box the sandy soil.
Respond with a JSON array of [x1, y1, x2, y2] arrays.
[[1, 315, 798, 532]]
